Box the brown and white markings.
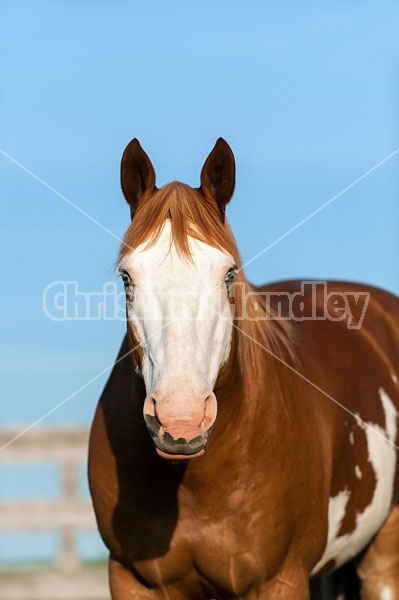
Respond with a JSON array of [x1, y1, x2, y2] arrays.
[[89, 139, 399, 599]]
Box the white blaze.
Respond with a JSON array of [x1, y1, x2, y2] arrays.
[[120, 222, 235, 399]]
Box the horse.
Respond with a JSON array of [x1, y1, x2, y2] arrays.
[[88, 138, 399, 599]]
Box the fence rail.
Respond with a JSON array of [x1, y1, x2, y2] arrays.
[[0, 426, 109, 600]]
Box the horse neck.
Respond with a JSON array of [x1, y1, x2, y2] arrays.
[[234, 277, 292, 374], [212, 280, 293, 442]]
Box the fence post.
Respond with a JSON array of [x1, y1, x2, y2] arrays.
[[0, 426, 109, 600], [60, 458, 80, 570]]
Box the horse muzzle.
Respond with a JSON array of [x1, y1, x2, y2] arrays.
[[143, 392, 217, 460]]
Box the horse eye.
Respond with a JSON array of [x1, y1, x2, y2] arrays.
[[119, 270, 131, 287], [225, 266, 238, 289]]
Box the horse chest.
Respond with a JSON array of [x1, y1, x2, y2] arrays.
[[132, 487, 291, 597], [132, 516, 261, 597], [192, 545, 259, 597]]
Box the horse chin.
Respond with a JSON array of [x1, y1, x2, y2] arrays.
[[155, 447, 206, 461]]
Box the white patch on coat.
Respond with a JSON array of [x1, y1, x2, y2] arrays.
[[311, 388, 398, 575], [349, 431, 355, 445], [379, 388, 397, 443], [379, 583, 394, 600], [355, 465, 362, 479], [391, 373, 398, 384], [312, 489, 350, 574]]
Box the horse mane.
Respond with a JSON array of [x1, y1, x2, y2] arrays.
[[118, 181, 294, 378]]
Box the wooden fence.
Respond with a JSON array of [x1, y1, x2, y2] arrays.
[[0, 426, 109, 600]]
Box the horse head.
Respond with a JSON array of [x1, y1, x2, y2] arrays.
[[118, 138, 239, 459]]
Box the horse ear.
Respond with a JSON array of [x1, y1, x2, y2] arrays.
[[200, 138, 235, 219], [121, 139, 156, 219]]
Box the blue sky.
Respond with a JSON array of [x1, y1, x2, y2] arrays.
[[0, 0, 398, 564], [1, 0, 398, 425]]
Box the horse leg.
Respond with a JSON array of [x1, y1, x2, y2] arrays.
[[356, 503, 399, 599], [109, 558, 162, 600], [310, 561, 361, 600]]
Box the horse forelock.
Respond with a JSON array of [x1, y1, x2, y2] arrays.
[[118, 180, 294, 379], [118, 181, 237, 262]]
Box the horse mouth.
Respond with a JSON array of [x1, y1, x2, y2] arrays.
[[144, 415, 211, 460], [153, 431, 208, 460], [155, 447, 206, 460]]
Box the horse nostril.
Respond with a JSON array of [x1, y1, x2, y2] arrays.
[[144, 396, 157, 417], [200, 393, 217, 430], [152, 402, 162, 428], [143, 396, 162, 435]]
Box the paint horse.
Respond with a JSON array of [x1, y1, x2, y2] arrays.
[[89, 139, 399, 599]]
